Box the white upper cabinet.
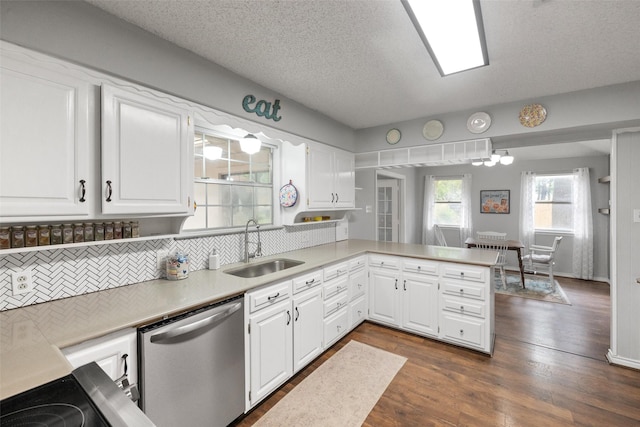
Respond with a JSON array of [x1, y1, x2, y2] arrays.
[[307, 145, 355, 209], [0, 56, 90, 219], [101, 84, 193, 215]]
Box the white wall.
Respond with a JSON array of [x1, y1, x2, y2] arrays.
[[351, 154, 610, 280], [610, 130, 640, 365], [0, 0, 355, 151]]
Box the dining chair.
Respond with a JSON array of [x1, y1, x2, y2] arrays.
[[475, 238, 509, 288], [522, 236, 563, 291], [433, 224, 447, 246], [476, 231, 507, 240]]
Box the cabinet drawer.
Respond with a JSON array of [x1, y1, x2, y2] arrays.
[[440, 313, 485, 349], [349, 256, 366, 272], [349, 295, 367, 328], [368, 255, 400, 270], [247, 280, 292, 313], [324, 292, 349, 318], [324, 261, 349, 282], [323, 275, 349, 300], [324, 308, 349, 347], [441, 296, 486, 318], [402, 258, 439, 276], [292, 269, 323, 294], [441, 280, 486, 301], [441, 263, 486, 283], [349, 268, 367, 301]]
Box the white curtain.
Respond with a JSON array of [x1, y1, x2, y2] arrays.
[[519, 171, 536, 250], [422, 175, 436, 245], [573, 167, 594, 279], [459, 173, 473, 244]]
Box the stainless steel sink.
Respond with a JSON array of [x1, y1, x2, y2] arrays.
[[224, 258, 304, 278]]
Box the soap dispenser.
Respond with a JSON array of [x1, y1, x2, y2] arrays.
[[209, 249, 220, 270]]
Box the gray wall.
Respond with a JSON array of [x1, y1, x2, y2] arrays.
[[0, 0, 355, 151], [354, 81, 640, 153], [351, 154, 610, 281]]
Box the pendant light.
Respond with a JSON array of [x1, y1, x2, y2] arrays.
[[203, 146, 223, 160], [239, 134, 261, 155]]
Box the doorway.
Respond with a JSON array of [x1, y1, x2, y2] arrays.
[[376, 171, 405, 243]]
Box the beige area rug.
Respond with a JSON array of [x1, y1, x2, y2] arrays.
[[253, 340, 407, 427]]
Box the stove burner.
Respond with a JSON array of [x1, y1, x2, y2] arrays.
[[0, 403, 85, 426]]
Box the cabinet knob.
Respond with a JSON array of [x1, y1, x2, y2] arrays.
[[460, 305, 464, 312], [459, 289, 464, 294], [459, 329, 464, 336]]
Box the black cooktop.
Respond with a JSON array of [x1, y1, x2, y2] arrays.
[[0, 374, 109, 427]]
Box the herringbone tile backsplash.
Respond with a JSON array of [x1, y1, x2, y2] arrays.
[[0, 224, 336, 311]]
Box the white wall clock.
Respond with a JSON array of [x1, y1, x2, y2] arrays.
[[423, 120, 444, 140], [386, 128, 401, 145]]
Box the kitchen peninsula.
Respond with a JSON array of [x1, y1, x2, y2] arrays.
[[0, 239, 498, 400]]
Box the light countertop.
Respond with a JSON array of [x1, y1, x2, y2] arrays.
[[0, 239, 497, 399]]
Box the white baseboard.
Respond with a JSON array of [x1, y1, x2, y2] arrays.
[[607, 350, 640, 370]]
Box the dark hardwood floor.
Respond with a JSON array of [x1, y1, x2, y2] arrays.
[[234, 277, 640, 426]]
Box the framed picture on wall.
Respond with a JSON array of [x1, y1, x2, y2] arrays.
[[480, 190, 510, 214]]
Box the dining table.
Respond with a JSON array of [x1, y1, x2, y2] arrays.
[[464, 237, 526, 287]]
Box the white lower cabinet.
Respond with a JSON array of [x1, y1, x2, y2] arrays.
[[368, 255, 493, 354], [245, 281, 293, 410], [438, 262, 493, 353], [322, 262, 350, 347], [62, 328, 137, 385], [292, 286, 324, 373], [245, 272, 324, 410], [368, 255, 439, 336]]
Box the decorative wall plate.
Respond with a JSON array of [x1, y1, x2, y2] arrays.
[[386, 128, 401, 145], [467, 112, 491, 134], [519, 104, 547, 127], [423, 120, 444, 140], [279, 180, 298, 207]]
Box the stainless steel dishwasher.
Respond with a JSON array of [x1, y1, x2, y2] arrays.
[[138, 296, 244, 427]]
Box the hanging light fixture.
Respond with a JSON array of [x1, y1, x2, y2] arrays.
[[203, 145, 223, 160], [472, 149, 515, 167], [499, 151, 514, 165], [239, 134, 261, 155]]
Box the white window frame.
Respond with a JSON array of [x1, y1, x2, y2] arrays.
[[432, 176, 464, 228], [533, 173, 575, 234]]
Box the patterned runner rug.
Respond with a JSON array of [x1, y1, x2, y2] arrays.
[[253, 340, 406, 427], [496, 272, 571, 305]]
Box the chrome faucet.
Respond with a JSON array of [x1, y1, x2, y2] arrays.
[[244, 219, 262, 262]]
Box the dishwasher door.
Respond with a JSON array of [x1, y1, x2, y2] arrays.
[[138, 296, 244, 427]]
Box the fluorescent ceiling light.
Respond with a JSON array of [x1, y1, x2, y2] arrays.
[[403, 0, 488, 76]]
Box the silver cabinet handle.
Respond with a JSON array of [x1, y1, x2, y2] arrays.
[[150, 302, 242, 343], [286, 310, 291, 325], [295, 307, 300, 321], [305, 278, 315, 285], [105, 180, 113, 202]]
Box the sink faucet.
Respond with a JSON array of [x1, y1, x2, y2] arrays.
[[244, 219, 262, 263]]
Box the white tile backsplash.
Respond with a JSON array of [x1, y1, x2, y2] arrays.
[[0, 223, 336, 311]]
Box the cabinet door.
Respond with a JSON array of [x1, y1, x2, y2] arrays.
[[292, 287, 324, 373], [369, 269, 400, 326], [248, 300, 293, 406], [402, 274, 438, 337], [306, 146, 334, 208], [0, 57, 90, 218], [334, 150, 355, 208], [349, 267, 367, 301], [62, 329, 137, 384], [101, 84, 193, 215]]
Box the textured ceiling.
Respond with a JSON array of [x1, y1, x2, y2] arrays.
[[84, 0, 640, 130]]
